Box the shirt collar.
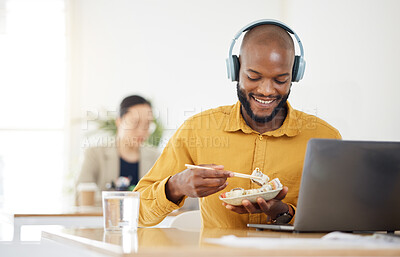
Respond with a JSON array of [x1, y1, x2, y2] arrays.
[[224, 101, 300, 137]]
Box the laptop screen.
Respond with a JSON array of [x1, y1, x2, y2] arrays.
[[294, 139, 400, 232]]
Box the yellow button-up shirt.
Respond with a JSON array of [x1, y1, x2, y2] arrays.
[[134, 101, 341, 228]]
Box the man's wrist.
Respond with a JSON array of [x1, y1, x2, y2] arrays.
[[270, 202, 290, 220], [165, 175, 184, 204], [271, 203, 293, 224], [287, 204, 294, 216]]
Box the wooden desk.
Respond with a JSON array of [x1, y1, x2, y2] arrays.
[[2, 207, 184, 241], [42, 227, 400, 256], [6, 206, 103, 241]]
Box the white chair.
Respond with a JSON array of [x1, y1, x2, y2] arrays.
[[169, 210, 201, 231]]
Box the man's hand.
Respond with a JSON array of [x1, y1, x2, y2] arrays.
[[222, 186, 290, 220], [166, 164, 233, 204]]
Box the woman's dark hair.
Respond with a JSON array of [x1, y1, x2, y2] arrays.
[[119, 95, 151, 118]]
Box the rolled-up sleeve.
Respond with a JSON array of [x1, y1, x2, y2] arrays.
[[134, 122, 196, 227]]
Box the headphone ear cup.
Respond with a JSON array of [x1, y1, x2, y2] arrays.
[[292, 55, 306, 82], [297, 57, 306, 81], [292, 55, 300, 82], [226, 55, 240, 82], [232, 55, 240, 82]]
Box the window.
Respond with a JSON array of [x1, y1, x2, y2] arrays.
[[0, 0, 66, 211]]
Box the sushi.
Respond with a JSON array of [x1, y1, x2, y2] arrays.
[[220, 168, 283, 199], [251, 167, 270, 186]]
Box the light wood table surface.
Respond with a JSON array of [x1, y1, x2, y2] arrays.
[[2, 206, 103, 241], [42, 227, 400, 257], [0, 207, 187, 241]]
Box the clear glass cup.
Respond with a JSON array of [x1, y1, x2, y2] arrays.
[[102, 191, 140, 231]]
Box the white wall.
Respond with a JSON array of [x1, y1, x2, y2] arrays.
[[69, 0, 283, 127], [284, 0, 400, 141], [67, 0, 284, 173], [67, 0, 400, 176]]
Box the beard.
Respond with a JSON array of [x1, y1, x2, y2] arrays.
[[236, 83, 290, 124]]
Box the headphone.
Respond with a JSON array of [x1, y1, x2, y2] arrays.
[[226, 19, 306, 82]]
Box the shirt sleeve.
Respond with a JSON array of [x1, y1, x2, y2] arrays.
[[287, 203, 296, 225], [134, 122, 196, 227]]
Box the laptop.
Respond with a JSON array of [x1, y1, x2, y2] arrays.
[[248, 138, 400, 232]]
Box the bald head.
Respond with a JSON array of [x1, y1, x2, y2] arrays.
[[238, 24, 296, 81], [240, 24, 295, 55]]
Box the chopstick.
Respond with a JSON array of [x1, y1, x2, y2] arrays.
[[184, 164, 262, 180], [232, 173, 263, 180]]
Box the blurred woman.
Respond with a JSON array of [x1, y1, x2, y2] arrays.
[[75, 95, 160, 205]]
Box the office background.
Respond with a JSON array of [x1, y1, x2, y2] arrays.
[[0, 0, 399, 210]]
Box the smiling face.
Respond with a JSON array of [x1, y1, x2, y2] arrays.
[[237, 25, 295, 133]]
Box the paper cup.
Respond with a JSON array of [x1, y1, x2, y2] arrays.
[[77, 182, 98, 206]]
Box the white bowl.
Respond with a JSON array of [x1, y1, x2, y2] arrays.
[[219, 189, 282, 206]]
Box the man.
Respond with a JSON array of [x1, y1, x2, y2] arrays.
[[134, 21, 341, 228]]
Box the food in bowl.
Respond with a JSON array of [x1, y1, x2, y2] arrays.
[[220, 178, 283, 199], [219, 168, 283, 206]]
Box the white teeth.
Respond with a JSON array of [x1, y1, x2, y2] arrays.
[[254, 97, 274, 104]]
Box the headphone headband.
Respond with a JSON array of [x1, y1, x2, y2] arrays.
[[226, 19, 306, 82]]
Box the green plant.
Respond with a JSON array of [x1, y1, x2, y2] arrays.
[[96, 118, 117, 135], [89, 116, 164, 147], [146, 118, 164, 147]]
